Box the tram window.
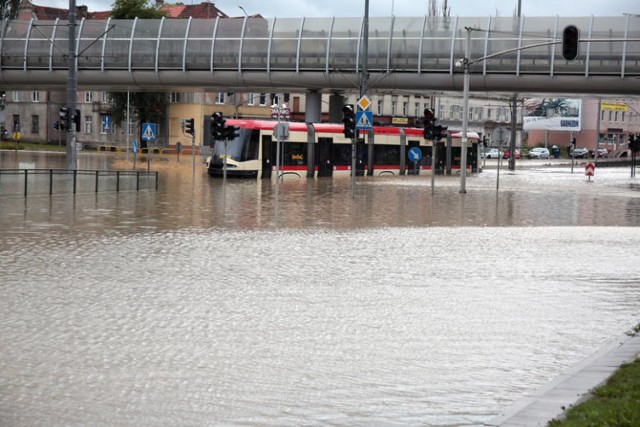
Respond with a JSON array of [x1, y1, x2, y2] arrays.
[[373, 145, 400, 165], [332, 144, 351, 166], [283, 142, 306, 165], [242, 130, 259, 160]]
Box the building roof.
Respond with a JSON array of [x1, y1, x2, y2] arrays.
[[161, 3, 227, 19], [17, 1, 231, 20]]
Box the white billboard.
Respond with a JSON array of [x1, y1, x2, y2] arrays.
[[522, 98, 582, 131]]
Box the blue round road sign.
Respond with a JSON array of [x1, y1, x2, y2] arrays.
[[408, 147, 422, 163]]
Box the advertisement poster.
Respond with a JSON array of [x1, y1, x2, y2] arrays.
[[522, 98, 582, 131]]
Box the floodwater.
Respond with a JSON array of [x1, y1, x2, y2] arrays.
[[1, 151, 639, 426]]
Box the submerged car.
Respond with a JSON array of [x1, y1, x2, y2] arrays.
[[573, 147, 590, 158], [502, 149, 520, 159], [527, 147, 550, 159], [482, 148, 501, 159]]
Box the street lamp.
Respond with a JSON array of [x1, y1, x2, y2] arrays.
[[238, 5, 248, 17]]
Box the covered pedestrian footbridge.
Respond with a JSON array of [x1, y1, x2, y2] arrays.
[[0, 14, 638, 95]]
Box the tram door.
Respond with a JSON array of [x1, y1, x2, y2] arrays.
[[261, 135, 273, 179], [316, 138, 333, 177]]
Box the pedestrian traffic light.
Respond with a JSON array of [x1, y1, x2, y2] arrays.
[[73, 109, 81, 132], [59, 107, 70, 130], [185, 118, 195, 136], [562, 25, 579, 61], [423, 108, 435, 139], [342, 104, 356, 139], [211, 112, 225, 140], [225, 125, 240, 140]]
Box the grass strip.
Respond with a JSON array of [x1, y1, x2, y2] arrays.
[[548, 356, 640, 426]]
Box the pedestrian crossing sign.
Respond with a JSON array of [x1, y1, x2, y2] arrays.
[[356, 111, 373, 130], [141, 123, 156, 141]]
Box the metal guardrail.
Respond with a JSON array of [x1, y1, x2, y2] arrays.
[[0, 169, 158, 196]]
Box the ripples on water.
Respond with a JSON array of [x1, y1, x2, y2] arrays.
[[1, 152, 640, 426]]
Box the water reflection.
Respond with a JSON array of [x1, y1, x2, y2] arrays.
[[1, 151, 640, 426]]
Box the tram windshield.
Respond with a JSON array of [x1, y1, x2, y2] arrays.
[[211, 128, 259, 162]]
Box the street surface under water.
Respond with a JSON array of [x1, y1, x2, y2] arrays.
[[1, 151, 639, 426]]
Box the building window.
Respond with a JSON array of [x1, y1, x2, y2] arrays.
[[437, 104, 444, 119], [31, 92, 40, 102], [84, 92, 93, 103], [377, 100, 383, 115], [621, 112, 625, 123], [247, 93, 255, 106], [259, 93, 267, 106], [84, 115, 92, 134], [171, 92, 179, 103], [12, 114, 20, 131], [614, 111, 619, 122], [31, 115, 39, 134], [215, 92, 225, 104], [101, 91, 109, 103], [12, 91, 19, 102], [414, 102, 420, 117]]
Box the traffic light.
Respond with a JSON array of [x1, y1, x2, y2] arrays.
[[185, 118, 195, 136], [630, 134, 640, 153], [423, 108, 435, 139], [225, 125, 240, 141], [59, 107, 70, 130], [571, 137, 577, 148], [562, 25, 579, 61], [53, 121, 59, 130], [211, 112, 225, 140], [342, 104, 355, 139], [434, 124, 448, 141], [73, 109, 81, 132]]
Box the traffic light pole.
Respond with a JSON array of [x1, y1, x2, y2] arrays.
[[191, 130, 196, 173], [459, 27, 471, 194]]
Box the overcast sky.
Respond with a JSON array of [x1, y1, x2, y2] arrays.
[[46, 0, 640, 18]]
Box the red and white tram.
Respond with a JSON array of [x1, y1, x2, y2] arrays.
[[206, 119, 479, 179]]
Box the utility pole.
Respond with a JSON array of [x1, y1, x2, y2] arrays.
[[509, 0, 522, 171], [66, 0, 78, 170]]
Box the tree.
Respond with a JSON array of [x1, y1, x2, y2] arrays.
[[110, 0, 167, 19], [428, 0, 451, 17], [108, 0, 168, 128], [1, 0, 21, 20]]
